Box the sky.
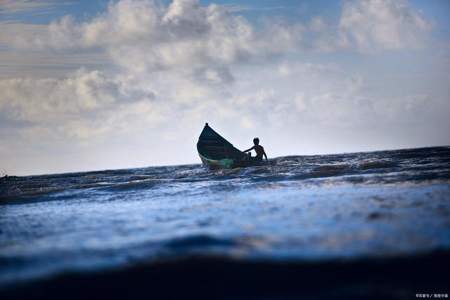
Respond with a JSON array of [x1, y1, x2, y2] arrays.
[[0, 0, 449, 176]]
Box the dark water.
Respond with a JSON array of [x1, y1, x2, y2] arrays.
[[1, 146, 450, 289]]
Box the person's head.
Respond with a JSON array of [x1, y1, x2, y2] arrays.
[[253, 137, 259, 145]]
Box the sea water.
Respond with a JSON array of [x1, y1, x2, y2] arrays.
[[1, 146, 449, 287]]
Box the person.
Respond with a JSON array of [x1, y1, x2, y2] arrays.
[[244, 138, 268, 161]]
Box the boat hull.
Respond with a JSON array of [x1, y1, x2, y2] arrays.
[[198, 152, 266, 169]]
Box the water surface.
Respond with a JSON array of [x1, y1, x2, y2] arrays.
[[1, 146, 449, 287]]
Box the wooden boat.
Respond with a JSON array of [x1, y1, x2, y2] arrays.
[[197, 123, 266, 169]]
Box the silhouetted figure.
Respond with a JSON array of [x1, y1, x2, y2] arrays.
[[244, 138, 268, 161]]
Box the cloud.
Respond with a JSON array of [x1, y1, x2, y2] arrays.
[[0, 68, 162, 142], [223, 60, 448, 138], [3, 0, 433, 73], [1, 70, 120, 121], [338, 0, 431, 52], [301, 0, 432, 53], [8, 0, 304, 74], [0, 0, 306, 131]]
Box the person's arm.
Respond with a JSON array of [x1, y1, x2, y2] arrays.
[[243, 146, 254, 153], [263, 150, 268, 161]]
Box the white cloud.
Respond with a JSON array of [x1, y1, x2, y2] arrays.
[[0, 68, 167, 143], [8, 0, 303, 73], [2, 0, 434, 76], [338, 0, 431, 52], [0, 70, 120, 122], [0, 0, 307, 145]]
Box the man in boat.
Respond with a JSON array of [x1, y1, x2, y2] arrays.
[[244, 138, 268, 161]]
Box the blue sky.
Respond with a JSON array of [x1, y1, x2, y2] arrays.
[[0, 0, 449, 175]]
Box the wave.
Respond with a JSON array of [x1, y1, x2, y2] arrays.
[[1, 146, 449, 203], [358, 160, 397, 170], [98, 179, 163, 192], [309, 164, 352, 177]]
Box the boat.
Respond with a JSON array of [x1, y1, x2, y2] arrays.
[[197, 123, 266, 169]]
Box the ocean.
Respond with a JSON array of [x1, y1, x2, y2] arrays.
[[1, 146, 450, 299]]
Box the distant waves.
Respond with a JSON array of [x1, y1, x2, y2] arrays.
[[1, 146, 449, 202]]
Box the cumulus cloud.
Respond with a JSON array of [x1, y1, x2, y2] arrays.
[[1, 70, 120, 121], [0, 68, 162, 141], [1, 0, 307, 143], [3, 0, 433, 76], [302, 0, 431, 53], [10, 0, 303, 74], [338, 0, 431, 51], [222, 59, 448, 142]]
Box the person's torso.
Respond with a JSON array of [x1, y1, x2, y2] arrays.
[[254, 145, 264, 158]]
